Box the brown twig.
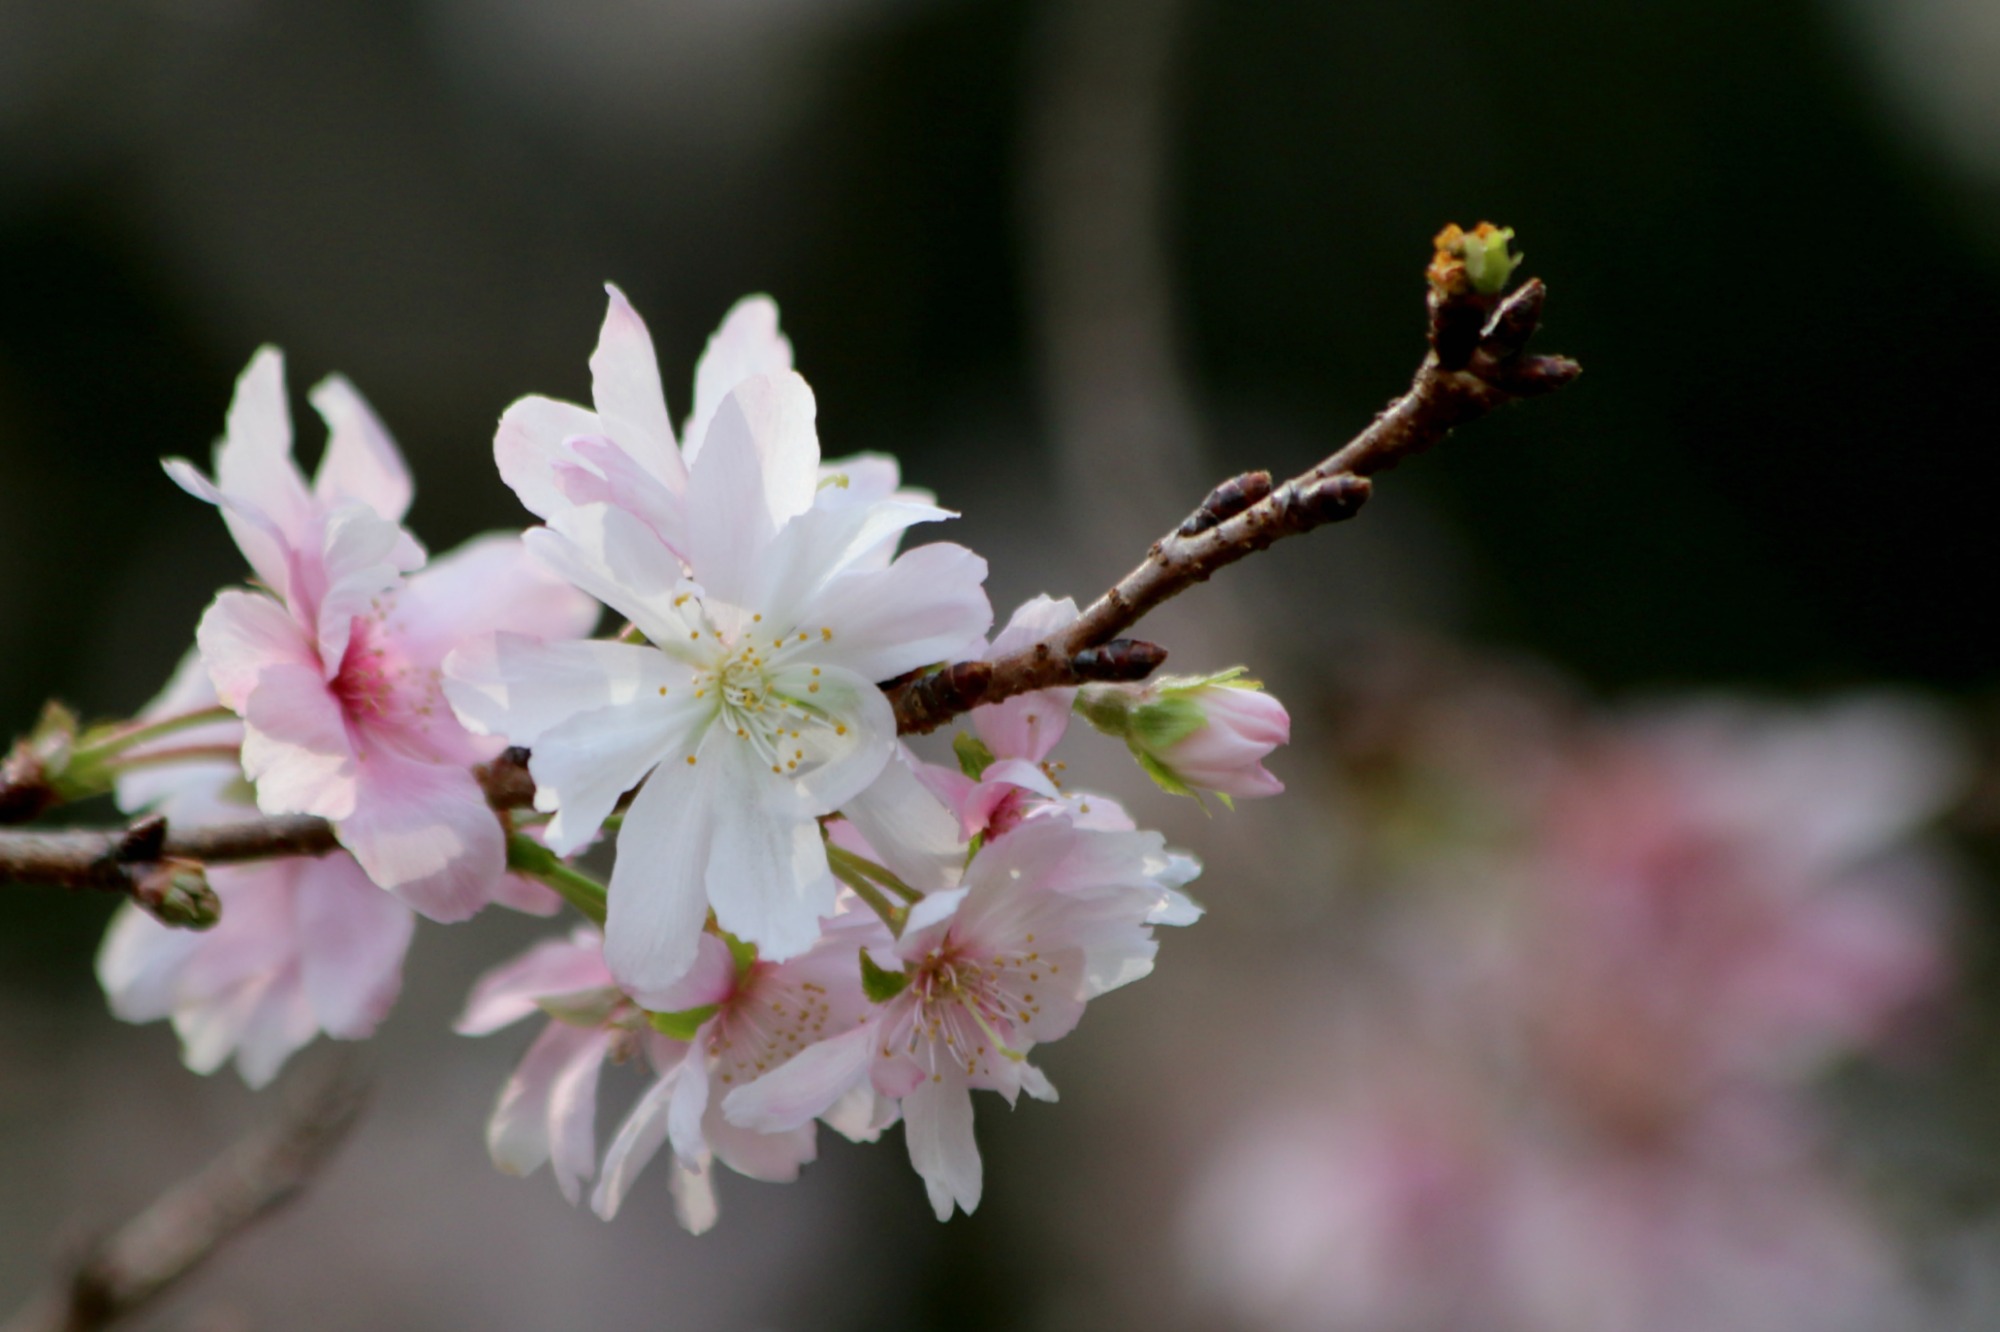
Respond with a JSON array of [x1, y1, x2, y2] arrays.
[[2, 1055, 371, 1332], [887, 250, 1580, 734]]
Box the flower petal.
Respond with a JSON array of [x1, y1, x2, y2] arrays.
[[723, 1022, 877, 1133], [591, 1064, 682, 1220], [197, 589, 317, 713], [903, 1073, 983, 1221], [294, 853, 416, 1039], [456, 929, 613, 1035], [685, 295, 794, 463], [489, 1022, 602, 1182], [336, 751, 504, 923], [391, 534, 600, 671], [604, 759, 718, 1005], [704, 741, 839, 964], [494, 394, 604, 521], [590, 283, 684, 487], [309, 374, 413, 521], [807, 542, 993, 683], [527, 677, 710, 856]]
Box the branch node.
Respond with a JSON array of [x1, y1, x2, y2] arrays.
[[894, 661, 996, 735], [1178, 470, 1274, 537], [1071, 639, 1168, 683]]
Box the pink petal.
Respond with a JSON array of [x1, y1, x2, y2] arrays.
[[240, 662, 359, 819], [723, 1022, 878, 1134], [592, 1066, 682, 1220], [308, 374, 413, 521], [456, 929, 613, 1035], [489, 1021, 603, 1182], [294, 853, 416, 1039], [391, 534, 599, 671], [215, 347, 316, 561], [197, 589, 317, 712], [337, 750, 504, 922]]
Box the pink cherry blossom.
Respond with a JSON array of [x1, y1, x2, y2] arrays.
[[98, 648, 556, 1088], [169, 349, 598, 920], [589, 920, 899, 1232], [446, 367, 990, 1002], [99, 853, 416, 1089], [724, 819, 1168, 1219], [457, 928, 660, 1210]]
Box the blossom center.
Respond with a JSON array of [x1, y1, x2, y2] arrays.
[[705, 966, 836, 1087], [897, 941, 1044, 1083], [690, 627, 842, 777]]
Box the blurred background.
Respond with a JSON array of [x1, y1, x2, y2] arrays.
[[4, 0, 2000, 1327]]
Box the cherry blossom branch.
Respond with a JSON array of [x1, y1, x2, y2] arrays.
[[0, 228, 1576, 913], [889, 234, 1581, 734], [1, 1055, 370, 1332]]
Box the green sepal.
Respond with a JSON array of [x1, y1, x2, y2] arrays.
[[646, 1003, 721, 1040], [537, 986, 625, 1028], [860, 949, 909, 1004], [1130, 695, 1205, 751], [953, 731, 996, 780], [1462, 225, 1521, 295], [1134, 748, 1196, 799], [1073, 686, 1134, 738], [723, 931, 758, 976]]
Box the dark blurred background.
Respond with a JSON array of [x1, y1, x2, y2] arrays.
[[4, 1, 1998, 1328]]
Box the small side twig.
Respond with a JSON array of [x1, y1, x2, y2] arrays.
[[888, 239, 1580, 734], [2, 1055, 371, 1332]]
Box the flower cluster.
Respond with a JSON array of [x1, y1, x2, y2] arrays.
[[96, 287, 1289, 1226]]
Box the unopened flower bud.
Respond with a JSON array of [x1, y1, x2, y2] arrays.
[[1428, 222, 1521, 297], [1076, 668, 1289, 803], [131, 858, 222, 930]]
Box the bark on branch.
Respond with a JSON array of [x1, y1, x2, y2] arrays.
[[2, 1055, 370, 1332]]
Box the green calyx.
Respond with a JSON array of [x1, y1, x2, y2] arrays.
[[646, 1003, 721, 1041], [953, 731, 996, 780], [860, 948, 910, 1003]]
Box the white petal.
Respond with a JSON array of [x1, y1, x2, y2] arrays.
[[903, 1074, 983, 1221], [528, 682, 710, 857], [590, 284, 684, 486], [685, 295, 793, 462], [771, 663, 896, 813], [838, 746, 968, 895], [667, 1157, 720, 1234], [527, 504, 697, 647], [603, 760, 717, 1005], [704, 742, 839, 964], [443, 633, 685, 751], [667, 1044, 711, 1167], [807, 543, 993, 683], [309, 375, 413, 521]]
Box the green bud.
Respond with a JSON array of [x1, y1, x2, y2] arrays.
[[133, 860, 221, 930]]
